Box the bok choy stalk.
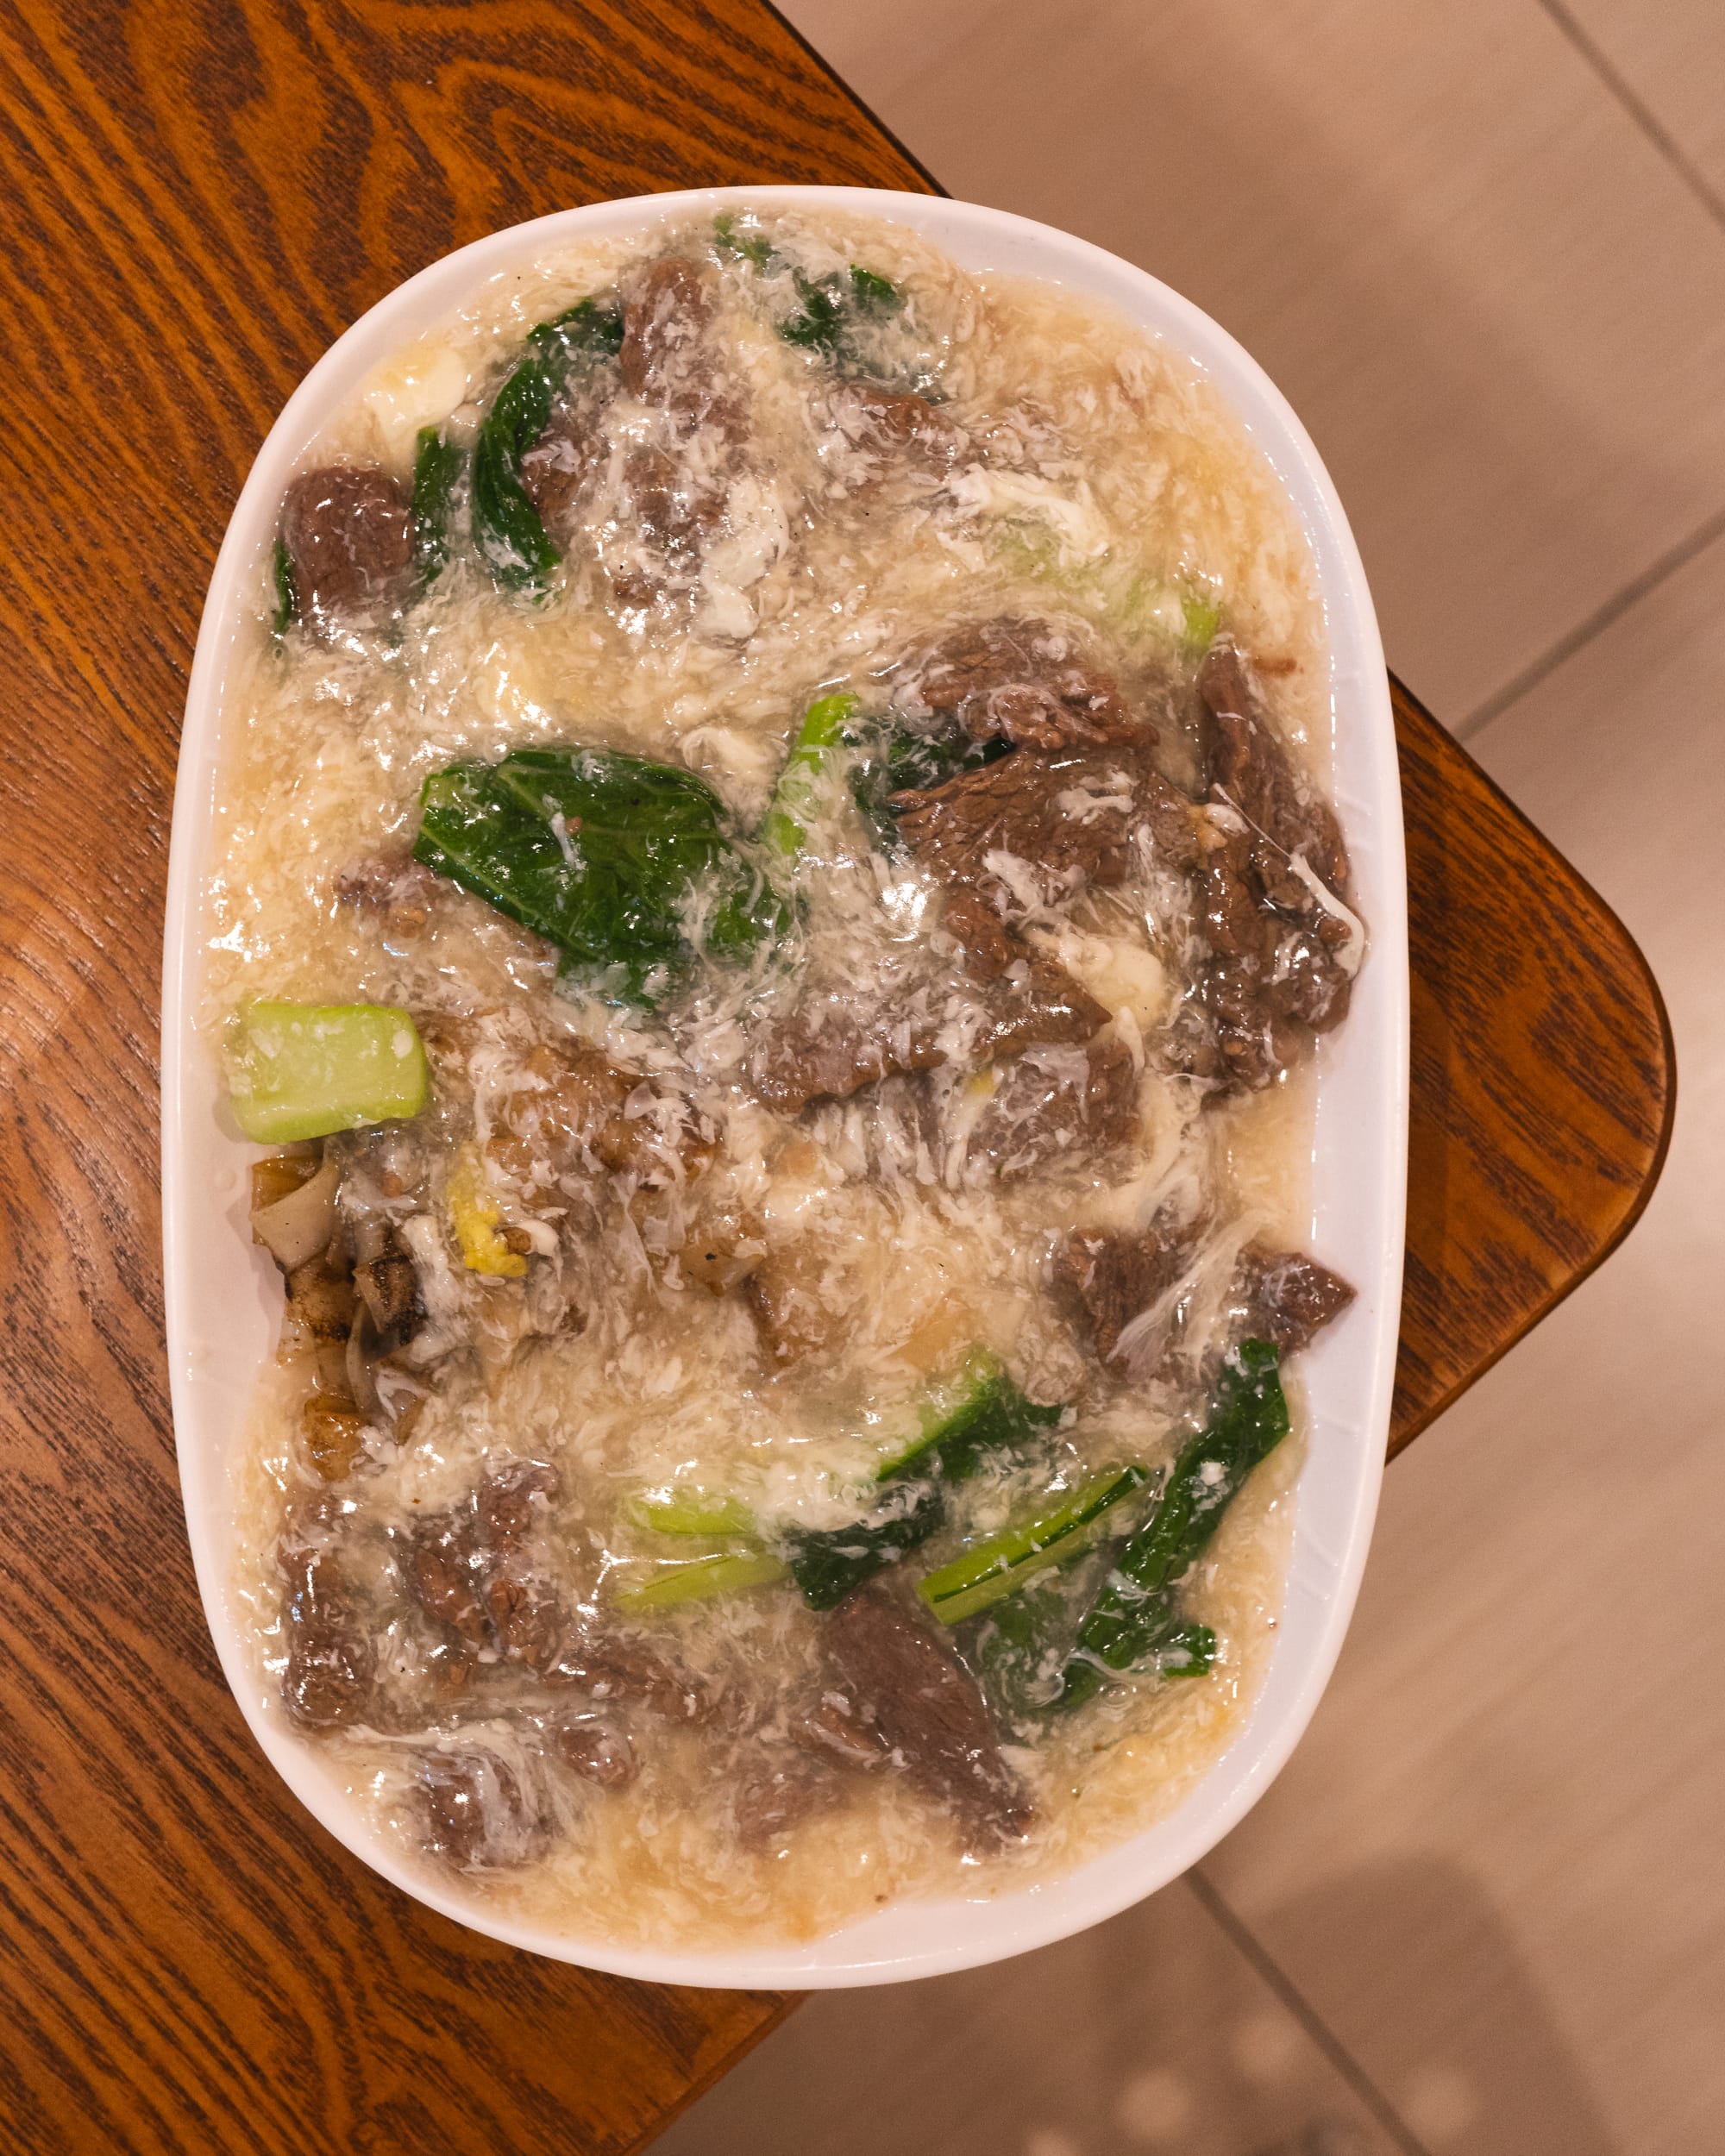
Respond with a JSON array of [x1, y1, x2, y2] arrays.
[[917, 1463, 1151, 1626]]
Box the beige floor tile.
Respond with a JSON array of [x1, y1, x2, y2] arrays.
[[1564, 0, 1725, 210], [781, 0, 1725, 721], [653, 1877, 1412, 2156], [1200, 530, 1725, 2155]]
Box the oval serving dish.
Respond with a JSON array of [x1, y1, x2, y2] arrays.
[[162, 185, 1408, 1989]]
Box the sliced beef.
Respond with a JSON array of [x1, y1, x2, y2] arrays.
[[831, 379, 969, 468], [940, 887, 1019, 979], [908, 617, 1133, 751], [749, 1000, 945, 1116], [821, 1585, 1032, 1846], [520, 404, 603, 535], [790, 1692, 893, 1774], [732, 1755, 844, 1851], [474, 1460, 560, 1550], [1053, 1213, 1201, 1364], [488, 1042, 713, 1190], [279, 1542, 375, 1731], [621, 442, 726, 555], [555, 1715, 637, 1790], [417, 1746, 548, 1870], [400, 1459, 565, 1663], [1227, 1243, 1355, 1352], [966, 1032, 1139, 1181], [401, 1515, 492, 1646], [1199, 642, 1348, 897], [279, 466, 413, 627], [620, 258, 729, 426], [334, 853, 440, 937], [549, 1630, 713, 1725], [892, 732, 1196, 910], [975, 951, 1109, 1058]]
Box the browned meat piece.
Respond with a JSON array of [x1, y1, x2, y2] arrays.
[[745, 1241, 847, 1366], [621, 258, 714, 400], [967, 1033, 1139, 1181], [976, 952, 1109, 1058], [831, 380, 969, 467], [556, 1716, 637, 1790], [549, 1631, 713, 1724], [1199, 642, 1348, 897], [300, 1391, 367, 1482], [334, 853, 439, 936], [401, 1517, 491, 1646], [941, 887, 1018, 979], [750, 1000, 945, 1116], [279, 1544, 375, 1731], [911, 617, 1133, 751], [520, 404, 603, 534], [417, 1748, 548, 1871], [822, 1585, 1032, 1846], [732, 1756, 844, 1851], [790, 1693, 893, 1774], [279, 466, 413, 627], [1228, 1243, 1355, 1352], [1053, 1213, 1201, 1364], [488, 1042, 713, 1190], [474, 1460, 560, 1549], [893, 734, 1196, 909], [484, 1559, 565, 1669]]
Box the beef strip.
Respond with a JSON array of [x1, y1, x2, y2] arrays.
[[555, 1715, 637, 1790], [744, 1241, 847, 1366], [549, 1630, 713, 1724], [417, 1747, 549, 1870], [279, 466, 413, 627], [1200, 642, 1348, 897], [940, 887, 1019, 979], [279, 1541, 375, 1731], [401, 1517, 492, 1646], [831, 380, 969, 468], [1227, 1243, 1355, 1352], [474, 1460, 560, 1549], [976, 951, 1109, 1057], [732, 1756, 844, 1850], [790, 1693, 894, 1774], [520, 403, 604, 534], [821, 1585, 1032, 1846], [401, 1460, 566, 1664], [1052, 1212, 1201, 1364], [965, 1032, 1140, 1182], [908, 617, 1133, 751], [892, 731, 1197, 909]]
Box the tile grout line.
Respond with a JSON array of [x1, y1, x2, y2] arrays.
[[1185, 1870, 1434, 2156], [1535, 0, 1725, 234], [1456, 504, 1725, 739]]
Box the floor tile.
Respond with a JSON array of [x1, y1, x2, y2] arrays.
[[1561, 0, 1725, 212], [653, 1877, 1412, 2156], [1199, 530, 1725, 2156], [781, 0, 1725, 721]]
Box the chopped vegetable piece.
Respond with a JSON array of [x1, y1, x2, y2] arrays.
[[411, 425, 464, 586], [784, 1479, 946, 1611], [1156, 1621, 1217, 1677], [762, 693, 859, 858], [271, 537, 298, 636], [712, 210, 775, 269], [781, 265, 902, 355], [228, 1001, 429, 1144], [624, 1488, 758, 1538], [879, 1347, 1064, 1483], [414, 746, 783, 1005], [447, 1145, 527, 1278], [918, 1463, 1150, 1625], [1180, 592, 1222, 653], [470, 298, 624, 591], [613, 1548, 788, 1611], [1053, 1342, 1286, 1709]]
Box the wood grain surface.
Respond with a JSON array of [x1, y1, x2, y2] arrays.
[[0, 0, 1672, 2150]]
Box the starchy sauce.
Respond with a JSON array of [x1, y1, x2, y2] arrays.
[[208, 207, 1358, 1949]]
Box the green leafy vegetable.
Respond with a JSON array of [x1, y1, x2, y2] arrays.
[[918, 1463, 1151, 1626], [713, 215, 902, 362], [1053, 1342, 1287, 1710], [877, 1347, 1064, 1483], [713, 210, 775, 269], [271, 538, 298, 636], [228, 1001, 429, 1143], [470, 298, 624, 591], [411, 426, 464, 586], [413, 745, 783, 1005], [762, 692, 859, 859], [783, 1478, 947, 1612]]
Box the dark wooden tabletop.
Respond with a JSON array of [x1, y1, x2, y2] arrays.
[[0, 1, 1673, 2149]]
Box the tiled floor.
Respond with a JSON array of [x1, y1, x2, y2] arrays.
[[656, 6, 1725, 2153]]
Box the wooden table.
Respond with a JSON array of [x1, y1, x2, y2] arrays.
[[0, 1, 1673, 2148]]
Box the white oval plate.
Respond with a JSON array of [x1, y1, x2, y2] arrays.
[[162, 185, 1408, 1989]]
